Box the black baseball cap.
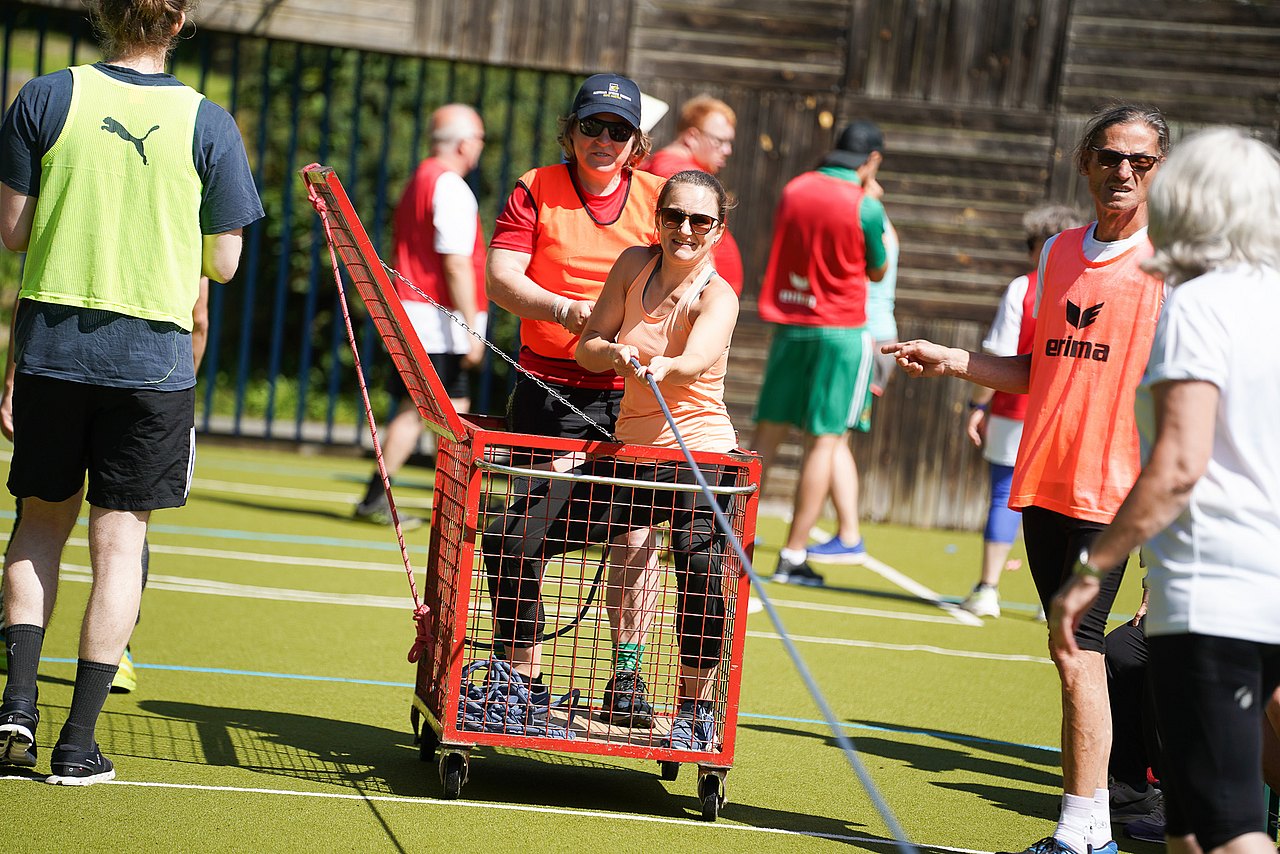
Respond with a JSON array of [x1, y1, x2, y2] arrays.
[[572, 73, 643, 129], [823, 120, 884, 169]]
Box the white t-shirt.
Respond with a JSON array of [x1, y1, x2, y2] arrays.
[[408, 171, 482, 354], [980, 273, 1032, 467], [1034, 223, 1150, 316], [1140, 264, 1280, 643]]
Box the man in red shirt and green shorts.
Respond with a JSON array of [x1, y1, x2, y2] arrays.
[[753, 120, 889, 586]]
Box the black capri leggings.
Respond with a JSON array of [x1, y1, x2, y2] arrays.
[[482, 458, 734, 670], [1150, 632, 1280, 850]]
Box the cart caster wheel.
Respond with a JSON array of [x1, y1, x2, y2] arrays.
[[659, 761, 679, 781], [417, 724, 439, 762], [439, 752, 466, 799], [698, 773, 724, 822]]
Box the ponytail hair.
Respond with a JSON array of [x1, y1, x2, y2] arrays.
[[87, 0, 195, 60]]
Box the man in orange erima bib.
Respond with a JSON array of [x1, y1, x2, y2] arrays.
[[885, 104, 1170, 854]]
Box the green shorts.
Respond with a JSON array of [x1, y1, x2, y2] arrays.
[[755, 325, 874, 436]]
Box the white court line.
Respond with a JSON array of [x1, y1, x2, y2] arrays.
[[50, 564, 1046, 666], [192, 478, 433, 509], [746, 630, 1050, 665], [861, 556, 984, 627], [0, 776, 992, 852], [766, 597, 965, 626]]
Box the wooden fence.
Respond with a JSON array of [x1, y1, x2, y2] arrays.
[[11, 0, 1280, 528]]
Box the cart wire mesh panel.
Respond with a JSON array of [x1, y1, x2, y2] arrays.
[[301, 164, 760, 810]]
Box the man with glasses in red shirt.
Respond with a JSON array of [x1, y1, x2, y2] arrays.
[[640, 95, 744, 294]]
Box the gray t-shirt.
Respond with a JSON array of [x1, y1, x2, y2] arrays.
[[0, 62, 264, 390]]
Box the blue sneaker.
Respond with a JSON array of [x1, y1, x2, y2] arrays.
[[1089, 842, 1119, 854], [0, 701, 38, 769], [998, 838, 1080, 854], [806, 535, 867, 564], [663, 700, 716, 752]]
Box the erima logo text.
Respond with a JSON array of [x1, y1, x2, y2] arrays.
[[1047, 300, 1110, 361]]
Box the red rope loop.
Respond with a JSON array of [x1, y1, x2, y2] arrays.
[[407, 603, 434, 664]]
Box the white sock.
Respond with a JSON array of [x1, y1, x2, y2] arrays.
[[779, 547, 807, 564], [1090, 787, 1113, 847], [1054, 793, 1094, 854]]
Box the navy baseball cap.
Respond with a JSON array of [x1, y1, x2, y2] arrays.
[[572, 73, 643, 129], [823, 120, 884, 169]]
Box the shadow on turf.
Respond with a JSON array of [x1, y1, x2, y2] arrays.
[[137, 699, 872, 841], [194, 492, 409, 524], [742, 727, 1059, 798]]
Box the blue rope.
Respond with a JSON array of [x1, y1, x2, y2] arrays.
[[632, 359, 917, 854], [457, 658, 580, 739]]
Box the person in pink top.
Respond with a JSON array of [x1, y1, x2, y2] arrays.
[[481, 170, 739, 749]]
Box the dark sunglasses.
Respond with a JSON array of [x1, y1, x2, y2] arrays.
[[658, 207, 719, 235], [1090, 146, 1162, 172], [578, 117, 635, 143]]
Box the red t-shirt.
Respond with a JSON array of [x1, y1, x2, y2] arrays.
[[759, 170, 869, 327], [989, 269, 1037, 421], [638, 149, 744, 294]]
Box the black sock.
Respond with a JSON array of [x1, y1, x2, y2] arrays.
[[358, 474, 386, 510], [57, 659, 118, 748], [2, 624, 45, 708]]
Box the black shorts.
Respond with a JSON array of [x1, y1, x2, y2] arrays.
[[1150, 633, 1280, 849], [1021, 505, 1127, 653], [505, 374, 622, 441], [7, 373, 195, 512], [388, 352, 470, 403]]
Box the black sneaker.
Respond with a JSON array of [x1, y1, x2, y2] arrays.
[[771, 555, 824, 587], [353, 497, 424, 531], [46, 742, 116, 786], [599, 670, 654, 728], [0, 701, 39, 769], [1109, 777, 1162, 822]]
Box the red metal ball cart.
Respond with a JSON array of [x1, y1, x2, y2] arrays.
[[303, 165, 760, 820]]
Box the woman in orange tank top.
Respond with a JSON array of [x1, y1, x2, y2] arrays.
[[481, 171, 739, 749]]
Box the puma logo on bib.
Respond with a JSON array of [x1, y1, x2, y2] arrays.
[[101, 117, 159, 165]]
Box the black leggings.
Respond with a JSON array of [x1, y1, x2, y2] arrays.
[[1150, 633, 1280, 850], [482, 459, 733, 670], [1021, 505, 1127, 653], [1105, 619, 1161, 787]]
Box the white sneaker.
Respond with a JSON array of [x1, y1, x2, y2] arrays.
[[960, 585, 1000, 618]]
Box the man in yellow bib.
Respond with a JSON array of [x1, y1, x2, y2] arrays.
[[0, 0, 262, 786]]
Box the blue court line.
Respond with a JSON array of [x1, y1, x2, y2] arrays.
[[39, 656, 1058, 754]]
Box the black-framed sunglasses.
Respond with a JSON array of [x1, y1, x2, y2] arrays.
[[578, 117, 635, 143], [1090, 146, 1162, 172], [658, 207, 719, 235]]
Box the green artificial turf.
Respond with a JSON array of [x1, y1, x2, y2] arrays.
[[0, 442, 1159, 853]]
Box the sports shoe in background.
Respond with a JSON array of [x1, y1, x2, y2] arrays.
[[771, 555, 824, 587], [353, 495, 424, 531], [46, 741, 116, 786], [960, 584, 1001, 618], [1109, 777, 1162, 822], [110, 645, 137, 694], [0, 701, 39, 768], [806, 535, 867, 564], [1124, 801, 1166, 843], [599, 670, 654, 728]]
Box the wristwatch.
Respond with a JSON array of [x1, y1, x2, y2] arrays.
[[1073, 548, 1105, 580], [967, 400, 987, 411]]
